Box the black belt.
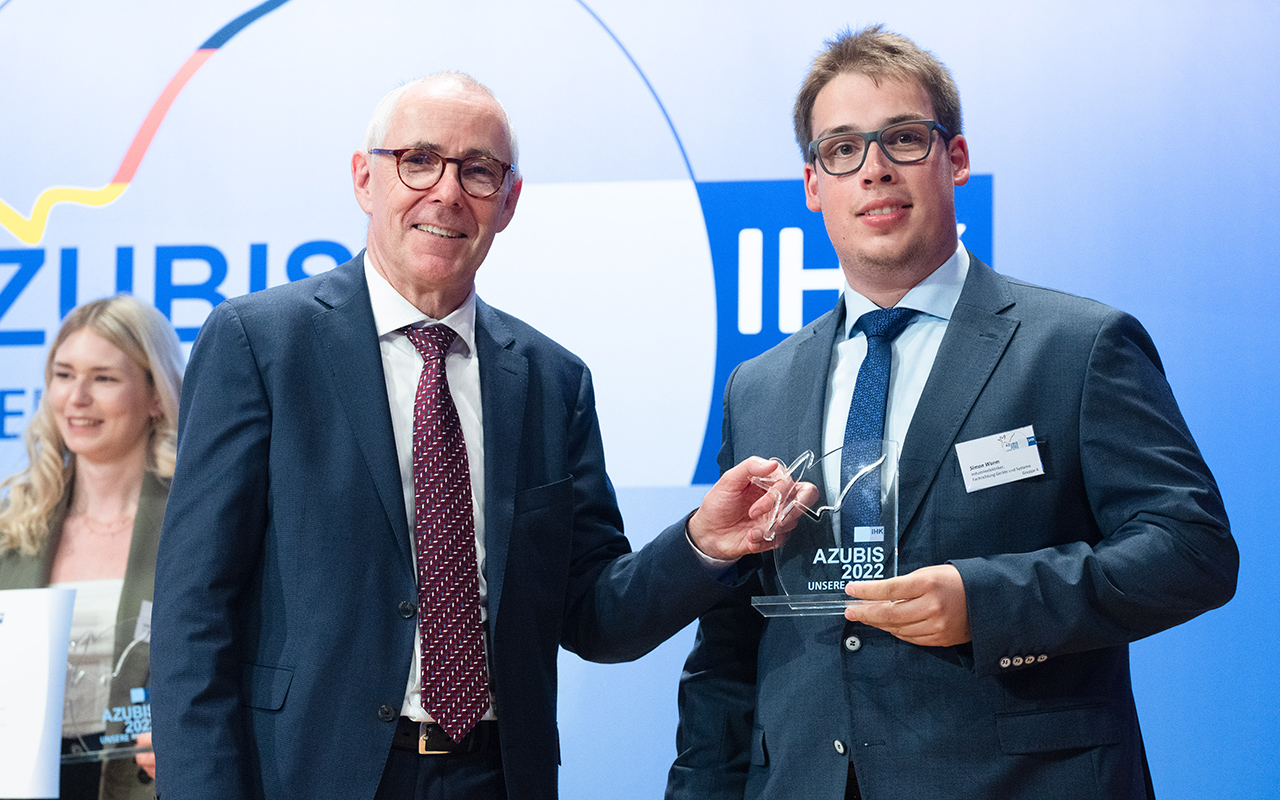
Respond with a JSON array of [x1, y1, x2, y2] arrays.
[[391, 718, 500, 755]]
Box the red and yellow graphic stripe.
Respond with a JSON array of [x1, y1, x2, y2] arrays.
[[0, 0, 290, 244]]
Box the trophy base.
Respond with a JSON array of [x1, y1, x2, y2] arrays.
[[61, 743, 153, 765], [751, 593, 865, 617]]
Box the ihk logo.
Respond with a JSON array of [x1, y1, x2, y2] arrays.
[[690, 176, 993, 482]]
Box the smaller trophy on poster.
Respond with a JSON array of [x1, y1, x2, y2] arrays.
[[62, 612, 153, 765]]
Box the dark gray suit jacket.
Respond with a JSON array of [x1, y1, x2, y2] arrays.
[[150, 255, 732, 800], [667, 255, 1236, 799]]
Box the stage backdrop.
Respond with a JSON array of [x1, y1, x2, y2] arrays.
[[2, 1, 1275, 797]]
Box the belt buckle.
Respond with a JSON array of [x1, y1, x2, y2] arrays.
[[418, 722, 450, 755]]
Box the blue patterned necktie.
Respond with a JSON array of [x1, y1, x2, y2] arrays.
[[399, 324, 489, 743], [840, 307, 920, 532]]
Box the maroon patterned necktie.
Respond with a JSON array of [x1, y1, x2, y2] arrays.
[[399, 324, 489, 742]]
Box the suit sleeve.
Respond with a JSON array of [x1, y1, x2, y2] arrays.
[[558, 361, 737, 664], [666, 363, 760, 799], [150, 301, 269, 798], [956, 310, 1238, 674]]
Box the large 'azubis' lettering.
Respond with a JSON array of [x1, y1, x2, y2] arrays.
[[0, 240, 353, 345]]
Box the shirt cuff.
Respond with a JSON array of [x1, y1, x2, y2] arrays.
[[685, 519, 738, 582]]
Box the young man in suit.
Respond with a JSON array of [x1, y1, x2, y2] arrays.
[[666, 26, 1237, 800], [150, 72, 786, 800]]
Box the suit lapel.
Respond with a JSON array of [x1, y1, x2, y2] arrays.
[[898, 256, 1019, 538], [784, 304, 844, 507], [473, 299, 527, 632], [310, 256, 412, 568]]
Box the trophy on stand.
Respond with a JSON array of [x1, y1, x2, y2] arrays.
[[62, 614, 152, 765], [750, 440, 900, 616]]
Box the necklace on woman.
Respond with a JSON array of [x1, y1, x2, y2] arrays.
[[68, 512, 135, 537]]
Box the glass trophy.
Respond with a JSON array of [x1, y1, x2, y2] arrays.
[[61, 615, 153, 764], [750, 440, 899, 616]]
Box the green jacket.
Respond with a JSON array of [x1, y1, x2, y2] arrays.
[[0, 471, 168, 800]]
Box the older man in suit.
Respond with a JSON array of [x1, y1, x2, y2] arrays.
[[150, 72, 785, 800], [665, 26, 1237, 800]]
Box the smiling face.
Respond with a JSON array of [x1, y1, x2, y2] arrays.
[[804, 71, 969, 300], [352, 78, 522, 318], [48, 328, 159, 468]]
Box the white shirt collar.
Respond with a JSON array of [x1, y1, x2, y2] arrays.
[[841, 242, 970, 337], [362, 250, 478, 355]]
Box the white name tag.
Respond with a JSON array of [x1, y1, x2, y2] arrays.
[[954, 425, 1044, 493]]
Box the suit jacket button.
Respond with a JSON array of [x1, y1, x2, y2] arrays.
[[1011, 656, 1024, 666], [398, 600, 416, 619], [844, 635, 862, 652], [999, 657, 1012, 668], [834, 740, 846, 755], [1036, 654, 1048, 662], [378, 704, 397, 722]]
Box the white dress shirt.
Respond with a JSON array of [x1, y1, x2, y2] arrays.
[[821, 244, 970, 504], [362, 254, 496, 722]]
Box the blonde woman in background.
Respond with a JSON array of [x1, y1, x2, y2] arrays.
[[0, 295, 183, 800]]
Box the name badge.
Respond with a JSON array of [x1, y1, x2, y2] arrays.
[[954, 425, 1044, 493]]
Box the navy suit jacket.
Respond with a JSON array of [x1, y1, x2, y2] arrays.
[[666, 256, 1237, 799], [151, 255, 732, 800]]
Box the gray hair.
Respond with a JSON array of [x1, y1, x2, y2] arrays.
[[361, 72, 520, 177]]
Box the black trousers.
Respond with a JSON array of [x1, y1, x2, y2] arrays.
[[373, 746, 507, 800], [58, 737, 101, 800], [846, 763, 863, 800]]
